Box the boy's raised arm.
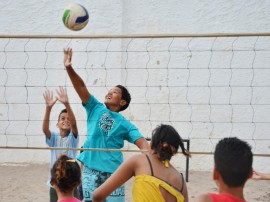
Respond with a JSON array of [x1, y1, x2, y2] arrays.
[[56, 86, 78, 137], [64, 47, 90, 104], [42, 90, 57, 139]]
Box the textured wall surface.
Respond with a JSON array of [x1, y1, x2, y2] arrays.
[[0, 1, 270, 34], [0, 0, 269, 172]]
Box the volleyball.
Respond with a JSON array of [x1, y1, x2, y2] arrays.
[[62, 3, 89, 31]]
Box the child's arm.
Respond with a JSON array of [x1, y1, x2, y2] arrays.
[[252, 170, 270, 180], [182, 180, 189, 202], [134, 138, 150, 151], [42, 90, 57, 139], [64, 47, 90, 104], [92, 155, 138, 202], [56, 86, 78, 137]]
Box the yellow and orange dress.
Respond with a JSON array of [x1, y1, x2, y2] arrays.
[[132, 155, 185, 202]]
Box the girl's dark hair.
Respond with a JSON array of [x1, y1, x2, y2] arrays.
[[116, 85, 131, 111], [151, 124, 190, 161], [50, 155, 81, 193]]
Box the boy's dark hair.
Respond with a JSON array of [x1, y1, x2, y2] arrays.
[[116, 85, 131, 111], [151, 124, 190, 161], [58, 109, 67, 121], [214, 137, 253, 187], [50, 155, 81, 193]]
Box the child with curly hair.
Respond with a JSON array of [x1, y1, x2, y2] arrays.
[[50, 155, 82, 202]]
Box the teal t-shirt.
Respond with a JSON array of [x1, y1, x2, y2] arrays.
[[77, 95, 143, 173]]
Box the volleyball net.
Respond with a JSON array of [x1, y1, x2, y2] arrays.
[[0, 33, 269, 171]]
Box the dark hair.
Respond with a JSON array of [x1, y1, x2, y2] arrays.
[[50, 155, 81, 193], [151, 124, 190, 161], [214, 137, 253, 187], [58, 109, 67, 121], [116, 85, 131, 111]]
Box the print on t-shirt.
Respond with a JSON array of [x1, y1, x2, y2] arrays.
[[99, 112, 114, 136]]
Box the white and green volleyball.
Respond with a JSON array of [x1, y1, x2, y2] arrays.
[[62, 4, 89, 31]]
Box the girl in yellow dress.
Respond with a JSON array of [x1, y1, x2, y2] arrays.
[[92, 124, 190, 202]]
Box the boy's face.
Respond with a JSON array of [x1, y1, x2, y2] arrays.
[[104, 87, 126, 110], [57, 112, 71, 131]]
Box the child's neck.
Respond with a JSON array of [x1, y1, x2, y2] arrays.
[[60, 129, 70, 138], [105, 103, 120, 112], [55, 188, 75, 201], [219, 183, 245, 200], [57, 193, 74, 201]]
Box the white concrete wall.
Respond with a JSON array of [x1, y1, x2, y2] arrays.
[[0, 0, 269, 172]]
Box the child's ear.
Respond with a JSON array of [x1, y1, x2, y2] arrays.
[[213, 167, 221, 188], [213, 167, 219, 180], [50, 178, 56, 186], [119, 99, 127, 107], [56, 122, 59, 128], [248, 168, 254, 179]]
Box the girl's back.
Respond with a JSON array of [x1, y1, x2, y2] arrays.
[[133, 153, 187, 202]]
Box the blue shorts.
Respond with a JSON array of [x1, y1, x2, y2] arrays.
[[82, 166, 125, 202]]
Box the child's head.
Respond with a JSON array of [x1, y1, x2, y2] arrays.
[[58, 109, 68, 121], [104, 85, 131, 112], [50, 155, 81, 194], [151, 124, 190, 162], [214, 137, 253, 187], [57, 109, 71, 131], [115, 85, 131, 111]]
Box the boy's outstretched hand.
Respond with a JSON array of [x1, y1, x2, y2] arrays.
[[43, 90, 57, 109], [56, 86, 69, 105], [64, 47, 72, 68]]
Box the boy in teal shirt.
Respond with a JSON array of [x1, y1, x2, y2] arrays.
[[63, 48, 149, 202]]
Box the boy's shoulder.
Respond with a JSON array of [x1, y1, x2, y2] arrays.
[[194, 193, 211, 202], [207, 193, 245, 202], [50, 131, 76, 138], [50, 130, 60, 136]]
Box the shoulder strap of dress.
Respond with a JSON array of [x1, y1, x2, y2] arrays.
[[180, 173, 184, 193], [145, 154, 154, 176]]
